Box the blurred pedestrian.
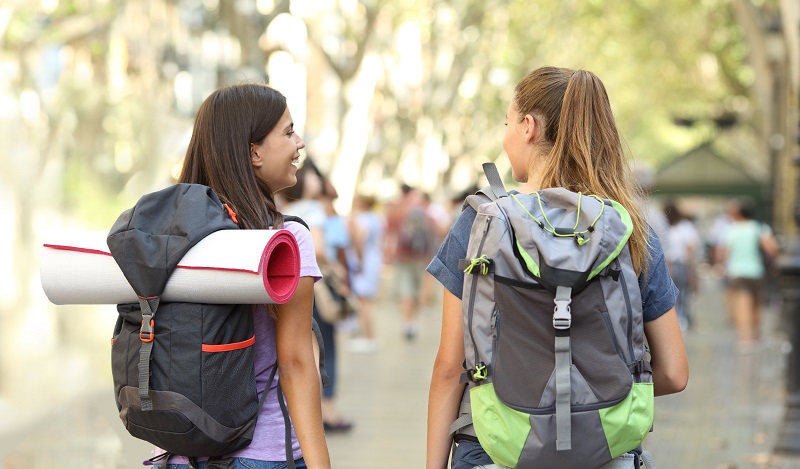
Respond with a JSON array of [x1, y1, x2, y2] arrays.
[[706, 203, 736, 323], [347, 193, 385, 353], [707, 204, 733, 270], [170, 83, 330, 468], [320, 175, 359, 329], [717, 199, 780, 351], [419, 191, 452, 308], [425, 66, 688, 468], [662, 200, 700, 332], [281, 161, 353, 433], [385, 183, 437, 340]]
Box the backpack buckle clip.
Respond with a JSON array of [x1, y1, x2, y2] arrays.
[[553, 286, 572, 329], [140, 316, 155, 342], [553, 298, 572, 330]]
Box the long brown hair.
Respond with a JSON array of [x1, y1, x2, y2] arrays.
[[178, 83, 286, 230], [514, 67, 649, 274]]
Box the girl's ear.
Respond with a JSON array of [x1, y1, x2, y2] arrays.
[[250, 143, 263, 168], [523, 114, 538, 144]]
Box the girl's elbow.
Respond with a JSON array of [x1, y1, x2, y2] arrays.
[[277, 352, 315, 377], [432, 354, 464, 382], [655, 370, 688, 396], [666, 376, 688, 395]]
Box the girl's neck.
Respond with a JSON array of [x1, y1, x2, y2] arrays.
[[514, 151, 545, 194], [515, 171, 542, 194]]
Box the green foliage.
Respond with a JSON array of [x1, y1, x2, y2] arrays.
[[1, 0, 772, 225], [480, 0, 758, 166]]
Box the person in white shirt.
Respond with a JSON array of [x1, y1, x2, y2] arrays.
[[662, 200, 701, 332]]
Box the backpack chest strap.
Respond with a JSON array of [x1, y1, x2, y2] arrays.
[[553, 286, 573, 451]]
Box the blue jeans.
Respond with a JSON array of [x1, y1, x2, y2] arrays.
[[451, 440, 493, 469], [166, 457, 306, 469]]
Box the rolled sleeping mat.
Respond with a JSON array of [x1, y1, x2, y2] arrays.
[[40, 229, 300, 305]]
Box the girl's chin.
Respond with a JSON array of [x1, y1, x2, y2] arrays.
[[280, 176, 298, 192]]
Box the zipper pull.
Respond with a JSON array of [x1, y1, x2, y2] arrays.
[[482, 216, 491, 235]]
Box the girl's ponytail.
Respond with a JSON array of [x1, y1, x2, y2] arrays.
[[521, 67, 649, 274], [547, 70, 623, 194]]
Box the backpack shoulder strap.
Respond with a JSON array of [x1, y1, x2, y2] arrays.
[[482, 162, 508, 199], [461, 162, 509, 212], [463, 191, 493, 212], [283, 214, 309, 230]]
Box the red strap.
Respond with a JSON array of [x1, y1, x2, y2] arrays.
[[202, 335, 255, 352]]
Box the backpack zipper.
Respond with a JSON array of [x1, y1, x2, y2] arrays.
[[494, 274, 547, 289], [490, 309, 500, 373], [616, 259, 636, 364], [600, 311, 626, 361], [468, 216, 493, 367], [502, 391, 631, 415]]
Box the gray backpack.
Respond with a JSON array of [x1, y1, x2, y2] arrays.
[[451, 163, 654, 469]]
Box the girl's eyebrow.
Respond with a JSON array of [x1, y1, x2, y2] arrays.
[[283, 122, 294, 132]]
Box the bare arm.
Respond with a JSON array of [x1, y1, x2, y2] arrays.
[[760, 232, 780, 259], [274, 277, 331, 468], [427, 288, 467, 469], [645, 307, 689, 396]]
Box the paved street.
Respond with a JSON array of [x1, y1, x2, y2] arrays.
[[2, 267, 800, 468], [641, 276, 800, 469]]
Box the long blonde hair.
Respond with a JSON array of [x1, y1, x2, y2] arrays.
[[514, 67, 649, 274]]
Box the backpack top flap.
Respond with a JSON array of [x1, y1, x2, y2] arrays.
[[499, 187, 632, 292], [107, 184, 239, 298]]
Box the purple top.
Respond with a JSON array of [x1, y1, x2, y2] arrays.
[[166, 221, 321, 463]]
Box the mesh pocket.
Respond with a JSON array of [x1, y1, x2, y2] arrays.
[[202, 344, 258, 427], [493, 283, 555, 409]]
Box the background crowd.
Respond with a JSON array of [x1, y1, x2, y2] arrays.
[[274, 159, 457, 433]]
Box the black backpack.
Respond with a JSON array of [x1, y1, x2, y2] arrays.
[[108, 183, 327, 465]]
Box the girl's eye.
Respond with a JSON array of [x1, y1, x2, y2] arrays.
[[287, 131, 295, 137]]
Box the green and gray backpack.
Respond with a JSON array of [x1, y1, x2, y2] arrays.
[[451, 163, 654, 469]]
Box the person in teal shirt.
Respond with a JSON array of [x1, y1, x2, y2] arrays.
[[719, 200, 780, 350]]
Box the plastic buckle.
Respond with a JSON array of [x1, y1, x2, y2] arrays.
[[553, 297, 572, 330], [140, 317, 155, 342], [632, 360, 647, 375]]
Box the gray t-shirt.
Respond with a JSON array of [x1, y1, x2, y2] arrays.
[[426, 204, 678, 322]]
